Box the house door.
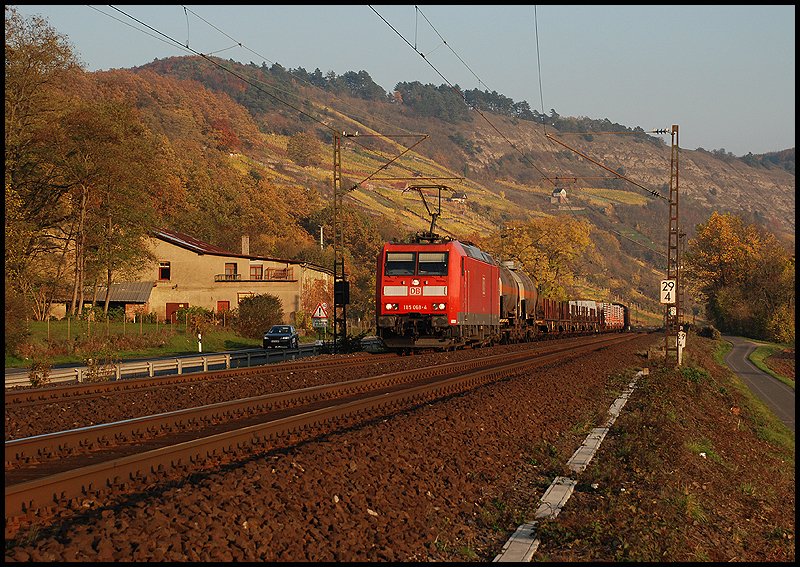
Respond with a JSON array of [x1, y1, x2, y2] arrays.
[[166, 302, 189, 324]]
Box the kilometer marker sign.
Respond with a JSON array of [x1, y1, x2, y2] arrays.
[[660, 279, 676, 304]]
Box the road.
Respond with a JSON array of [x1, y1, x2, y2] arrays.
[[723, 335, 795, 435]]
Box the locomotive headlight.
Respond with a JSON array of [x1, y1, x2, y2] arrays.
[[438, 303, 446, 310], [385, 303, 393, 310], [411, 279, 420, 286], [432, 302, 447, 310], [385, 303, 398, 310]]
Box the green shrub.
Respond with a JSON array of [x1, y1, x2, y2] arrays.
[[681, 365, 710, 383], [4, 285, 30, 355], [175, 306, 214, 336], [697, 325, 721, 340], [28, 359, 52, 387], [233, 294, 285, 339]]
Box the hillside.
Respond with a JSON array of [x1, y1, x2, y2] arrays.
[[139, 57, 794, 230], [102, 56, 794, 321]]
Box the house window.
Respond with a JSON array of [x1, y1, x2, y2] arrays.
[[237, 292, 255, 304], [159, 261, 171, 281], [225, 263, 237, 280], [250, 265, 263, 280]]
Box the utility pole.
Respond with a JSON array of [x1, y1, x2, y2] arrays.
[[330, 131, 447, 352], [332, 133, 347, 352], [665, 125, 681, 366]]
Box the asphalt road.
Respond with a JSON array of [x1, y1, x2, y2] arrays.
[[723, 335, 795, 435]]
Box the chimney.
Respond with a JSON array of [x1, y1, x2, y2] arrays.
[[241, 235, 250, 256]]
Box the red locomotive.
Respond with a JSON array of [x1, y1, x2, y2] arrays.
[[375, 237, 628, 351]]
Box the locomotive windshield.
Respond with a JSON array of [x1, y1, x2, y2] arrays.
[[385, 252, 416, 275], [385, 251, 449, 276], [417, 252, 448, 276]]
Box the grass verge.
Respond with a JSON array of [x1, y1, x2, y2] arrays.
[[748, 343, 795, 389], [532, 333, 795, 562]]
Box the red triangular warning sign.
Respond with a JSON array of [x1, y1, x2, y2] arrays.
[[312, 303, 328, 318]]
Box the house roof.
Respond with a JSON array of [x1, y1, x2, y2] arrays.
[[95, 281, 155, 303], [155, 228, 242, 257]]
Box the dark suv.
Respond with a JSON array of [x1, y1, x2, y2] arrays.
[[263, 325, 299, 349]]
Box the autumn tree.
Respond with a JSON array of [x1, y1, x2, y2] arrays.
[[286, 131, 322, 167], [305, 205, 386, 326], [482, 216, 595, 300], [683, 212, 794, 342], [90, 101, 167, 314], [234, 294, 284, 339], [6, 9, 171, 321], [54, 97, 166, 317], [5, 6, 82, 321]]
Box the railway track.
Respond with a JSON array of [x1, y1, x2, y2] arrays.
[[5, 333, 638, 533]]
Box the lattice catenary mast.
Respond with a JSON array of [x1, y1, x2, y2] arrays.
[[664, 124, 681, 366]]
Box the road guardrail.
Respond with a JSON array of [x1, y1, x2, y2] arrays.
[[5, 344, 321, 389]]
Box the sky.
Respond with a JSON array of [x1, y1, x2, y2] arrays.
[[11, 4, 796, 156]]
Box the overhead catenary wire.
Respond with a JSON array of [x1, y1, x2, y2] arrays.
[[414, 6, 487, 92], [102, 5, 674, 264], [179, 5, 469, 194], [538, 9, 672, 203], [90, 4, 488, 247], [373, 5, 670, 268], [103, 5, 439, 203], [399, 7, 699, 313], [511, 7, 669, 281], [107, 6, 333, 133], [370, 5, 554, 186], [545, 133, 669, 202], [533, 4, 548, 141], [508, 6, 671, 265], [525, 5, 612, 277], [528, 6, 670, 202], [373, 5, 672, 207], [180, 5, 434, 146]]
